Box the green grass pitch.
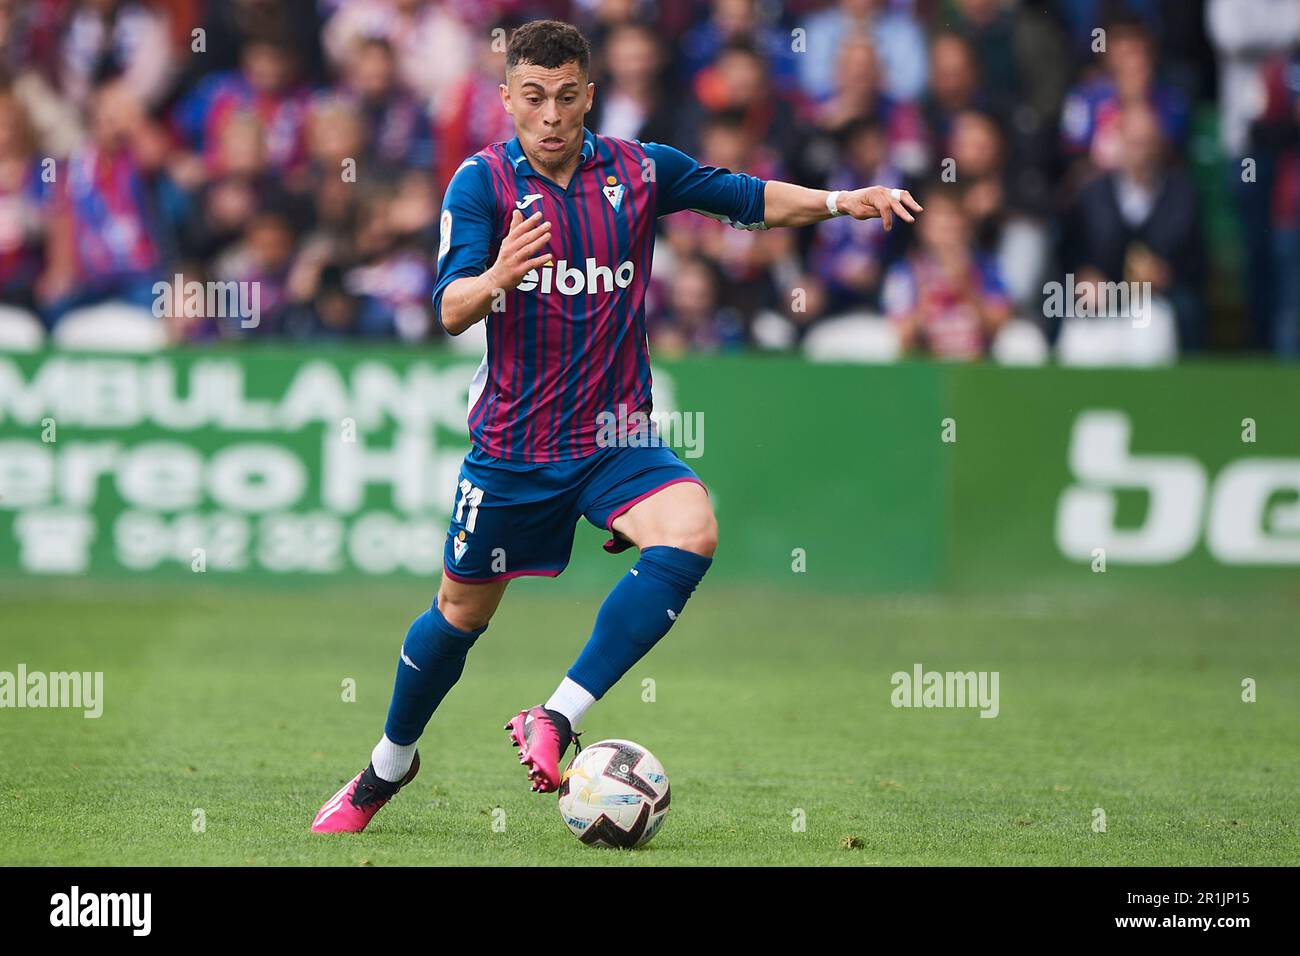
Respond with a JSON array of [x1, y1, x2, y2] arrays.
[[1, 579, 1296, 866]]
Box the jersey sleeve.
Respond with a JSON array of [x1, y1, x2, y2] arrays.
[[641, 141, 768, 230], [432, 156, 497, 331]]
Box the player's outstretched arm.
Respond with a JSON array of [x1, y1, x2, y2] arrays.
[[762, 181, 923, 230], [439, 210, 552, 335]]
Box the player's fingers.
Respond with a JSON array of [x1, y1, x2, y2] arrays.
[[520, 231, 551, 257], [902, 191, 924, 212], [513, 219, 551, 245], [522, 251, 553, 272], [509, 210, 542, 236], [878, 202, 893, 231], [504, 220, 549, 256], [890, 198, 915, 223]]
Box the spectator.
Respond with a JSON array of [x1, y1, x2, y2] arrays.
[[305, 94, 366, 184], [677, 0, 799, 97], [588, 22, 677, 145], [182, 108, 297, 265], [680, 39, 805, 167], [883, 185, 1012, 360], [342, 36, 434, 176], [60, 0, 175, 110], [809, 117, 895, 315], [39, 78, 162, 324], [1254, 45, 1300, 355], [947, 0, 1067, 214], [341, 174, 437, 340], [650, 255, 744, 356], [322, 0, 471, 110], [178, 0, 325, 86], [0, 86, 51, 313], [174, 35, 313, 182], [1054, 0, 1163, 66], [1060, 15, 1190, 189], [1207, 0, 1300, 351], [129, 107, 192, 272], [922, 32, 989, 159], [809, 31, 926, 177], [946, 108, 1051, 310], [798, 0, 927, 105], [437, 28, 516, 189], [1063, 102, 1205, 348], [662, 110, 793, 322], [948, 0, 1068, 122], [0, 4, 1270, 355], [210, 204, 298, 334]]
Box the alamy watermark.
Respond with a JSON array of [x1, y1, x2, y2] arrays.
[[50, 886, 150, 935], [595, 403, 704, 458], [1043, 274, 1152, 328], [152, 275, 260, 328], [0, 664, 103, 718], [890, 663, 999, 718]]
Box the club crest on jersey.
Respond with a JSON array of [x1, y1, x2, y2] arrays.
[[602, 176, 625, 211]]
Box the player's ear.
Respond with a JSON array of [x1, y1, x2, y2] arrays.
[[584, 82, 594, 114], [499, 82, 513, 116]]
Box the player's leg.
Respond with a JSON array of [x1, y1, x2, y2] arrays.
[[314, 452, 574, 831], [607, 479, 717, 555], [311, 576, 507, 834], [510, 449, 714, 794], [557, 480, 714, 725], [372, 576, 508, 779]]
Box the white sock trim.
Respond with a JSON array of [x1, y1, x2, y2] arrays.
[[371, 734, 418, 783], [545, 677, 596, 731]]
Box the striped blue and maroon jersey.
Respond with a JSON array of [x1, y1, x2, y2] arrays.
[[433, 128, 766, 462]]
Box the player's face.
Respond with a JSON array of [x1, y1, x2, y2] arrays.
[[500, 60, 594, 174]]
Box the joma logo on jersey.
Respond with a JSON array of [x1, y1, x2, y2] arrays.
[[517, 258, 635, 295]]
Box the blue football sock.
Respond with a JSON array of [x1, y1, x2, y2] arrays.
[[383, 600, 486, 746], [567, 545, 712, 698]]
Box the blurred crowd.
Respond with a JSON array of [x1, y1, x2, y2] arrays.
[[0, 0, 1297, 360]]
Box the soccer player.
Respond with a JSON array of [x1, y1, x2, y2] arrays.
[[312, 19, 921, 833]]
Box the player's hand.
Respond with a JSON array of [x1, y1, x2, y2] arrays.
[[488, 209, 552, 290], [838, 186, 923, 231]]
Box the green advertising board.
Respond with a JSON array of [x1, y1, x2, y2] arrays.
[[0, 349, 1296, 595], [945, 363, 1300, 596]]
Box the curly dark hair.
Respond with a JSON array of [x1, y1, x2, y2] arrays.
[[505, 19, 591, 77]]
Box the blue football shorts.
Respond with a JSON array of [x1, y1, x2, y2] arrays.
[[441, 443, 705, 583]]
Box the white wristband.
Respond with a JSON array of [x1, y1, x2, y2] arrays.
[[825, 190, 845, 217]]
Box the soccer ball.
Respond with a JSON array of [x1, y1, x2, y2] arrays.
[[557, 739, 670, 848]]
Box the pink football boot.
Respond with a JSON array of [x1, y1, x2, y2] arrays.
[[505, 706, 579, 793], [311, 753, 420, 833]]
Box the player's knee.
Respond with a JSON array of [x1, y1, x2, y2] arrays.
[[668, 510, 717, 558], [436, 585, 496, 633], [438, 597, 494, 633]]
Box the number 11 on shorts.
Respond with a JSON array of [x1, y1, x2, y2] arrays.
[[454, 479, 484, 533]]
